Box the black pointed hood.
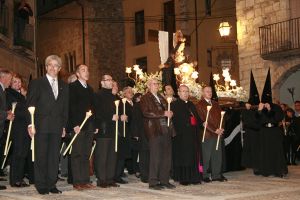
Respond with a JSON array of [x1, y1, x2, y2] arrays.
[[248, 70, 260, 105], [261, 68, 272, 104]]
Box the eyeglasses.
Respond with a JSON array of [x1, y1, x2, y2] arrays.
[[102, 79, 113, 82], [47, 64, 60, 68]]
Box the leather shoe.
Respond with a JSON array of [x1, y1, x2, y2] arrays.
[[109, 182, 120, 187], [73, 184, 85, 191], [149, 184, 163, 190], [0, 185, 6, 190], [12, 180, 30, 187], [203, 178, 212, 183], [83, 184, 96, 189], [49, 187, 62, 194], [220, 175, 228, 181], [98, 182, 109, 188], [115, 178, 128, 184], [37, 188, 49, 195], [212, 177, 227, 182], [160, 182, 176, 189]]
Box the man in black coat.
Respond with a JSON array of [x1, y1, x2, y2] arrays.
[[0, 69, 14, 190], [94, 75, 126, 188], [115, 86, 134, 184], [67, 64, 97, 190], [27, 55, 69, 195]]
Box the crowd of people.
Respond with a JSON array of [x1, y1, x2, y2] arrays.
[[0, 54, 299, 195]]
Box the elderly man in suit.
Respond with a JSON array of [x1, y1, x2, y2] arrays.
[[27, 55, 69, 195], [140, 78, 175, 190], [0, 69, 14, 190], [196, 86, 226, 183]]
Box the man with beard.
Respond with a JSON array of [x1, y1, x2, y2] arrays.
[[94, 75, 126, 188]]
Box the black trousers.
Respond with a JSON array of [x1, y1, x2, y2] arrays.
[[94, 138, 117, 184], [34, 132, 61, 191], [139, 149, 149, 181], [71, 131, 93, 184], [148, 133, 172, 186], [202, 137, 222, 179], [9, 128, 30, 185]]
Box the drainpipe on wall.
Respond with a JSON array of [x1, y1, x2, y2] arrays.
[[75, 0, 85, 64]]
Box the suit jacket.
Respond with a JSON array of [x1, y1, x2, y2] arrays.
[[26, 76, 69, 134], [67, 80, 95, 133], [0, 86, 7, 137], [196, 98, 222, 139], [140, 92, 175, 139]]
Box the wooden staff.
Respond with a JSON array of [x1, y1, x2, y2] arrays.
[[28, 106, 35, 162], [4, 102, 17, 155], [167, 97, 172, 127], [282, 120, 287, 136], [122, 98, 127, 137], [89, 142, 96, 160], [202, 105, 212, 142], [216, 111, 226, 150], [60, 142, 65, 154], [63, 110, 92, 156], [1, 141, 11, 169], [115, 100, 120, 152]]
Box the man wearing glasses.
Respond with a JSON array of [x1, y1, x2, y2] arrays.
[[94, 75, 126, 188]]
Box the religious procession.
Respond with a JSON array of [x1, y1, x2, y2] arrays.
[[2, 0, 300, 199], [0, 29, 300, 197]]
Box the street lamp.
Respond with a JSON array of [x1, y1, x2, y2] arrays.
[[219, 22, 231, 37]]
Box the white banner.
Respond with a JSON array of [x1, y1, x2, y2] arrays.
[[224, 122, 245, 146], [158, 31, 169, 64]]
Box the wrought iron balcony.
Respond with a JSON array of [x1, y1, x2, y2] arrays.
[[259, 17, 300, 60], [14, 24, 34, 50]]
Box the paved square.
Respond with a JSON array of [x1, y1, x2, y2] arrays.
[[1, 166, 300, 200]]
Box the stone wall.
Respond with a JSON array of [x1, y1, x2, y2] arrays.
[[87, 0, 125, 89], [37, 0, 125, 89], [236, 0, 300, 101], [0, 0, 35, 83]]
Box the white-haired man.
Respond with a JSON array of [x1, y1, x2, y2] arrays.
[[27, 55, 69, 195], [140, 78, 176, 190]]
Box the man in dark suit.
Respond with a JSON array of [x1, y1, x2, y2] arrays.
[[0, 69, 14, 190], [27, 55, 69, 195], [67, 64, 97, 190], [140, 78, 176, 190]]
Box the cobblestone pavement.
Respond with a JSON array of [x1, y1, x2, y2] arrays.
[[1, 166, 300, 200]]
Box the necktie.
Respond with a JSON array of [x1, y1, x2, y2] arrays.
[[51, 78, 58, 99]]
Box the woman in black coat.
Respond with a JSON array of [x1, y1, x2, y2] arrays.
[[6, 74, 30, 187]]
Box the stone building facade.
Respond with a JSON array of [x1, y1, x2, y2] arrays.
[[123, 0, 239, 84], [37, 0, 125, 89], [236, 0, 300, 104], [0, 0, 35, 83]]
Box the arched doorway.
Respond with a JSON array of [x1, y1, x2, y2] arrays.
[[273, 64, 300, 107]]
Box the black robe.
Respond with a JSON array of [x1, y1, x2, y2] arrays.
[[118, 100, 133, 160], [171, 99, 203, 183], [257, 104, 287, 176], [241, 109, 260, 170]]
